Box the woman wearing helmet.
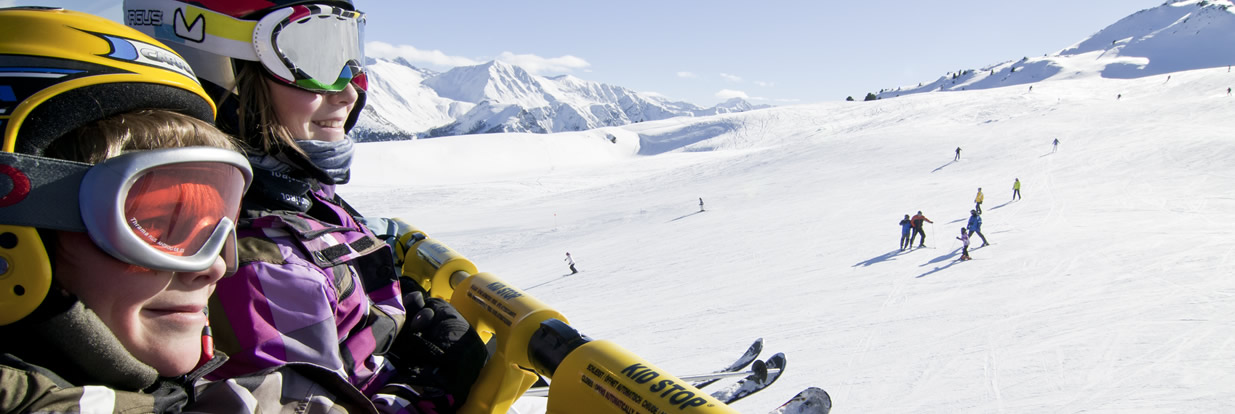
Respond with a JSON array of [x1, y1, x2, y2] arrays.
[[125, 1, 487, 411], [0, 8, 373, 412]]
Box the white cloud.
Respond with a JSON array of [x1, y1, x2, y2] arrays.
[[754, 80, 774, 87], [715, 89, 749, 100], [365, 42, 590, 75], [677, 71, 698, 78], [366, 41, 479, 67], [720, 73, 743, 82], [495, 52, 590, 75]]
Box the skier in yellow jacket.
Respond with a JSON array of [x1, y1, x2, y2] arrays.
[[974, 187, 985, 214]]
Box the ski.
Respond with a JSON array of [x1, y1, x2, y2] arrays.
[[687, 366, 781, 384], [693, 337, 764, 389], [768, 387, 831, 414], [520, 367, 782, 397], [711, 352, 786, 405], [522, 337, 765, 397]]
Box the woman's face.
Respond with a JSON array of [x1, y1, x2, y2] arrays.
[[266, 79, 359, 142], [54, 232, 225, 376]]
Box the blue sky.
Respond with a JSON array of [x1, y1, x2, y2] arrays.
[[8, 1, 1165, 106]]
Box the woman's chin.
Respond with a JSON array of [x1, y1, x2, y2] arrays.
[[307, 126, 347, 142]]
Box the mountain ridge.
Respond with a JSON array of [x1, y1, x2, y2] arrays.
[[354, 58, 772, 141], [355, 0, 1235, 141]]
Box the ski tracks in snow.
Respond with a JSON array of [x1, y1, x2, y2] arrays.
[[984, 329, 1005, 412]]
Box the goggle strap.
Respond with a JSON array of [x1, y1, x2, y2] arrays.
[[123, 0, 260, 61], [0, 152, 88, 232]]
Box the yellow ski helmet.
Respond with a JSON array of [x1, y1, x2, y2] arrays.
[[0, 6, 217, 325]]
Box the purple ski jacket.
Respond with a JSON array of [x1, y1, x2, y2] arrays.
[[207, 183, 406, 397]]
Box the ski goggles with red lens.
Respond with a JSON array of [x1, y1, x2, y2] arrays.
[[0, 147, 252, 275], [253, 4, 367, 93]]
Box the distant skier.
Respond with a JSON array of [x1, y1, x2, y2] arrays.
[[899, 214, 913, 250], [909, 211, 933, 248], [1052, 138, 1059, 153], [699, 197, 705, 212], [967, 209, 989, 247], [954, 147, 961, 161], [565, 252, 578, 274], [957, 228, 972, 261], [1012, 178, 1021, 200], [974, 187, 984, 214]]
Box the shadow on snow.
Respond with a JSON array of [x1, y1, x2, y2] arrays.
[[916, 248, 963, 278], [931, 160, 957, 173], [990, 200, 1015, 210], [853, 249, 904, 267], [668, 210, 705, 222]]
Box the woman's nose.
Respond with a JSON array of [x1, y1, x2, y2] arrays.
[[332, 82, 359, 107]]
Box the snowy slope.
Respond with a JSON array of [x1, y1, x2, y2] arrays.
[[342, 63, 1235, 412], [878, 0, 1235, 98]]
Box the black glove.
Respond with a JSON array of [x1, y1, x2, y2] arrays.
[[387, 290, 489, 410]]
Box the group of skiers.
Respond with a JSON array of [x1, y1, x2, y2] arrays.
[[957, 204, 990, 261], [905, 139, 1049, 261], [900, 167, 1029, 261], [900, 193, 991, 260], [899, 212, 934, 250]]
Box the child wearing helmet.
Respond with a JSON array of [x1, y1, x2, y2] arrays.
[[957, 228, 972, 261], [0, 8, 373, 412], [125, 1, 487, 411]]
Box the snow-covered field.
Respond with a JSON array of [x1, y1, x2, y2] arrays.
[[342, 67, 1235, 412]]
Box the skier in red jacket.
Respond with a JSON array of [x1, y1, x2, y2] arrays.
[[909, 211, 934, 248]]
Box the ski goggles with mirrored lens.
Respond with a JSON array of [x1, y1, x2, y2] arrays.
[[254, 4, 367, 93], [0, 147, 252, 275]]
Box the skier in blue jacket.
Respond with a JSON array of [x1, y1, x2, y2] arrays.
[[966, 210, 989, 247], [899, 214, 913, 250]]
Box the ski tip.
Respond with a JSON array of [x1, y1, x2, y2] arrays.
[[769, 387, 831, 414], [767, 352, 786, 367]]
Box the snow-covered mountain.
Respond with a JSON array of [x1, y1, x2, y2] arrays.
[[353, 59, 771, 141], [876, 0, 1235, 99]]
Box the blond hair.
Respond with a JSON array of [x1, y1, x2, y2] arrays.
[[44, 109, 238, 163]]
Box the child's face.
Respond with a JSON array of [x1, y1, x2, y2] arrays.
[[267, 78, 359, 143], [53, 232, 225, 376]]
